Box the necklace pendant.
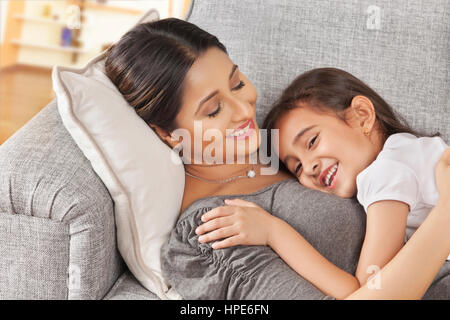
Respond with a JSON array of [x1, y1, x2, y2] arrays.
[[247, 169, 256, 178]]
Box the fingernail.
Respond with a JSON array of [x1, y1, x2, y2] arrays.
[[195, 227, 200, 234], [198, 236, 204, 242], [224, 199, 231, 204]]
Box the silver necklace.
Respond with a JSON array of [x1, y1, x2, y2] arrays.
[[185, 165, 256, 184]]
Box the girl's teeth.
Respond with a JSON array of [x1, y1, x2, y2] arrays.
[[325, 164, 338, 186]]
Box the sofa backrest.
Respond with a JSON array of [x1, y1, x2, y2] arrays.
[[186, 0, 449, 142]]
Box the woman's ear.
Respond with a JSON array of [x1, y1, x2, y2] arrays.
[[348, 95, 377, 134], [148, 124, 179, 149]]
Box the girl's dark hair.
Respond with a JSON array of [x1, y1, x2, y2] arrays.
[[262, 67, 431, 173], [104, 18, 227, 132], [263, 67, 423, 139]]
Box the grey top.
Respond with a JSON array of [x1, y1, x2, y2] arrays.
[[161, 178, 367, 299]]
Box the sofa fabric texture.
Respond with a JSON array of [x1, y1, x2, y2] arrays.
[[0, 100, 125, 299]]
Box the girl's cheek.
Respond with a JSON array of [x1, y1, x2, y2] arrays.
[[299, 176, 315, 190], [317, 137, 335, 154]]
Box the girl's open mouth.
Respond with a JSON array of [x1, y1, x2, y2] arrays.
[[321, 163, 338, 189], [226, 119, 255, 140]]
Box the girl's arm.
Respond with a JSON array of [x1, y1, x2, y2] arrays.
[[198, 148, 450, 299], [196, 198, 360, 299], [355, 200, 409, 286], [198, 196, 449, 300], [346, 199, 449, 299], [346, 147, 450, 299], [268, 214, 360, 298]]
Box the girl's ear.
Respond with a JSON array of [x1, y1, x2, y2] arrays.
[[348, 95, 377, 134]]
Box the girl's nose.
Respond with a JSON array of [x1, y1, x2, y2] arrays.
[[305, 161, 320, 177]]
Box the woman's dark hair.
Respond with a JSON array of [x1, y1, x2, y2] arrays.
[[104, 18, 227, 132], [262, 67, 432, 173]]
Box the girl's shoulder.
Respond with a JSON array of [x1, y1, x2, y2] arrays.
[[383, 132, 447, 154], [369, 132, 447, 180], [383, 132, 417, 149], [357, 133, 447, 211]]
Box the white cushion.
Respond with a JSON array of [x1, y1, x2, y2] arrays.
[[52, 49, 185, 300]]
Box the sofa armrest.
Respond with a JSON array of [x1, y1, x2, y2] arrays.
[[0, 99, 125, 299]]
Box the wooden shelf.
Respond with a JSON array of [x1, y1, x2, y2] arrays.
[[11, 39, 92, 54], [13, 14, 87, 28], [67, 0, 144, 15], [1, 0, 148, 69], [14, 14, 65, 25]]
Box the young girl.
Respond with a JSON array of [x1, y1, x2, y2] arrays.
[[195, 67, 449, 298]]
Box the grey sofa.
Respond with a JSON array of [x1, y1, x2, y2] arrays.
[[0, 0, 448, 300]]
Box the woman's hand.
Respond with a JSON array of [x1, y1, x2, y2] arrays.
[[195, 198, 277, 249], [436, 147, 450, 206]]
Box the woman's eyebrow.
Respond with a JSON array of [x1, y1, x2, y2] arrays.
[[229, 64, 238, 79], [194, 64, 239, 115], [195, 90, 219, 115]]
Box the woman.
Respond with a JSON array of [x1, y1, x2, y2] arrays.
[[104, 18, 450, 299]]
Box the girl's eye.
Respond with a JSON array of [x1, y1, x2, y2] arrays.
[[294, 162, 302, 175], [308, 135, 318, 149], [232, 80, 245, 91], [207, 101, 222, 118]]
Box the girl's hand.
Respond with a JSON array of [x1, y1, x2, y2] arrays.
[[436, 147, 450, 205], [195, 198, 277, 249]]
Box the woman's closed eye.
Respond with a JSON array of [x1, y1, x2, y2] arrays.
[[232, 80, 245, 91], [207, 101, 222, 118], [207, 81, 246, 118]]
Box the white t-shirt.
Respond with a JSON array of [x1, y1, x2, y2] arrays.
[[356, 133, 449, 260]]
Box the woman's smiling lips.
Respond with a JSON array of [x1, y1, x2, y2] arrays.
[[226, 119, 255, 140], [320, 163, 339, 189]]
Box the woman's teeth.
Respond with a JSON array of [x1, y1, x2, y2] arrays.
[[229, 122, 251, 137], [325, 164, 338, 186]]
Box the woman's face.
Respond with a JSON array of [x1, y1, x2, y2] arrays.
[[274, 105, 380, 198], [171, 47, 260, 164]]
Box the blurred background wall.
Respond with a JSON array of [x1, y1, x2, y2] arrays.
[[0, 0, 191, 144]]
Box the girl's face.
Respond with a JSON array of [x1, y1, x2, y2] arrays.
[[274, 102, 382, 198], [164, 47, 260, 163]]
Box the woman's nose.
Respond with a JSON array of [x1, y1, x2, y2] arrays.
[[230, 96, 253, 120]]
